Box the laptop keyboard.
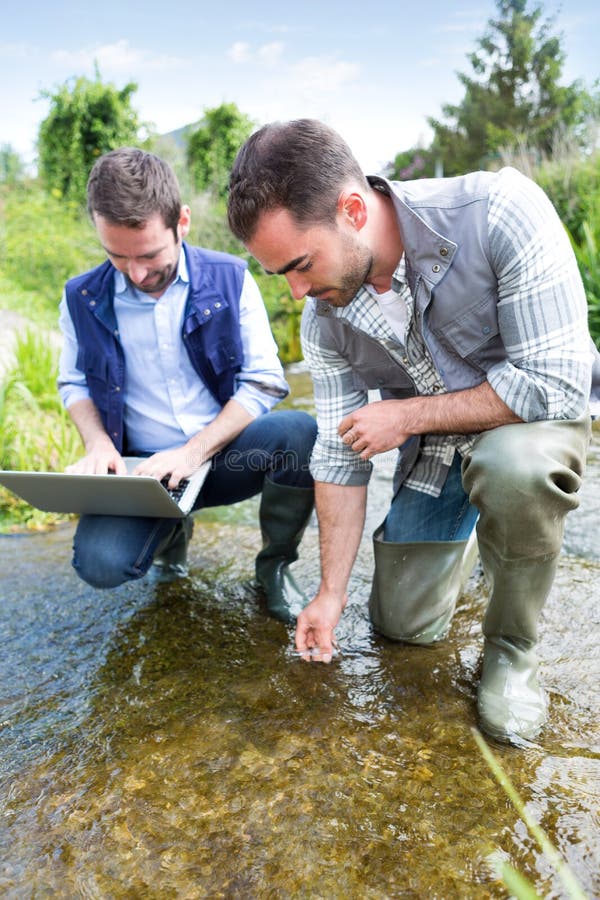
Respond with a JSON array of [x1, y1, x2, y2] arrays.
[[160, 476, 189, 502]]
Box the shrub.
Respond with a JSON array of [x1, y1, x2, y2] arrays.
[[0, 185, 103, 318]]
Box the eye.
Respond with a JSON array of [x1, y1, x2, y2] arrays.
[[297, 261, 313, 273]]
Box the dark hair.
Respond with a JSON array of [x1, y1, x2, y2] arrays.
[[227, 119, 367, 242], [87, 147, 182, 237]]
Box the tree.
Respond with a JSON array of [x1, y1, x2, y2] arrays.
[[186, 103, 255, 198], [384, 146, 439, 181], [427, 0, 593, 175], [37, 70, 143, 205]]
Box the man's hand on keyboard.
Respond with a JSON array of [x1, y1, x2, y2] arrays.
[[132, 446, 199, 490]]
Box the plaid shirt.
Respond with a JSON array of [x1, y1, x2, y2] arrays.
[[302, 167, 592, 495]]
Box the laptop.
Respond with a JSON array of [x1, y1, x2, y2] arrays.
[[0, 457, 211, 519]]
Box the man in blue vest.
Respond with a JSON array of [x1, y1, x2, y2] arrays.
[[58, 147, 317, 623], [227, 119, 600, 744]]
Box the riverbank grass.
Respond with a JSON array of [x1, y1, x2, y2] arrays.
[[0, 329, 79, 532]]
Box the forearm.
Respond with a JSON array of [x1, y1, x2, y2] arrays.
[[66, 398, 126, 474], [315, 481, 368, 600], [124, 400, 256, 485], [184, 399, 254, 465], [67, 398, 115, 453], [398, 381, 522, 435], [340, 381, 522, 459]]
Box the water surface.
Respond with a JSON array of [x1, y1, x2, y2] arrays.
[[0, 370, 598, 898]]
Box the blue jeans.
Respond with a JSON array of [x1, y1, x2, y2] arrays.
[[72, 410, 317, 588], [383, 452, 479, 542]]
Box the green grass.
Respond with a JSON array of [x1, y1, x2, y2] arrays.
[[0, 329, 80, 532]]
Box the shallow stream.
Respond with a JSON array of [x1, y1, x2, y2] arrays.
[[0, 368, 598, 898]]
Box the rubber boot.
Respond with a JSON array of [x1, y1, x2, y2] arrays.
[[369, 527, 478, 643], [153, 516, 194, 583], [255, 478, 314, 623], [477, 543, 558, 744]]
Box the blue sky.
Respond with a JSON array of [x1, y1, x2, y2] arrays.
[[2, 0, 598, 175]]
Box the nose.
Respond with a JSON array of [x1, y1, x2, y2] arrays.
[[285, 271, 310, 300], [127, 260, 149, 285]]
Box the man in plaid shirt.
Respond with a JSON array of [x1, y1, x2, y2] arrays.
[[228, 119, 599, 745]]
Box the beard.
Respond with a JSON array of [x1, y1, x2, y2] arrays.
[[128, 261, 179, 296], [311, 231, 373, 308]]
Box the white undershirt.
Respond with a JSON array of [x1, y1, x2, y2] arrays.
[[366, 284, 409, 345]]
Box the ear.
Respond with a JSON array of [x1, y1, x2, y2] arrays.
[[337, 192, 367, 231], [178, 205, 192, 238]]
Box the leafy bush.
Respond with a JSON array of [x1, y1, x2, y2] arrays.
[[38, 72, 143, 206], [538, 155, 600, 347], [535, 149, 600, 243], [0, 185, 103, 318], [500, 144, 600, 348]]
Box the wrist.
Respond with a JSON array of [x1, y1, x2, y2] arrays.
[[85, 433, 115, 454]]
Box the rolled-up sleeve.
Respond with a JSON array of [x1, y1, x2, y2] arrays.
[[487, 167, 592, 421], [232, 270, 290, 418], [301, 300, 372, 486], [57, 290, 91, 409]]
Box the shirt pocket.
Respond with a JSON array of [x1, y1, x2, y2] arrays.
[[351, 360, 415, 393], [430, 288, 499, 358]]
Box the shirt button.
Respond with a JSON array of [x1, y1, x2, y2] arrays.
[[81, 289, 88, 296], [432, 264, 441, 273], [89, 300, 96, 307], [214, 302, 222, 309], [440, 247, 449, 257], [203, 309, 210, 316]]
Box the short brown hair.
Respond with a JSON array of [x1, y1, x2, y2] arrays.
[[87, 147, 182, 238], [227, 119, 367, 243]]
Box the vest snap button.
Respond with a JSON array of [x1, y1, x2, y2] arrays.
[[440, 247, 449, 257], [215, 302, 222, 309], [203, 309, 210, 316], [432, 264, 441, 273]]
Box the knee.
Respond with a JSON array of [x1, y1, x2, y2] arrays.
[[72, 540, 143, 589], [462, 422, 583, 527], [72, 549, 128, 589], [268, 411, 317, 464], [280, 411, 317, 455], [464, 440, 538, 513]]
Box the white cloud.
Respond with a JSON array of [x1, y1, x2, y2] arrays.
[[51, 39, 188, 75], [228, 40, 284, 66], [257, 41, 284, 66], [228, 41, 251, 63], [290, 57, 360, 93]]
